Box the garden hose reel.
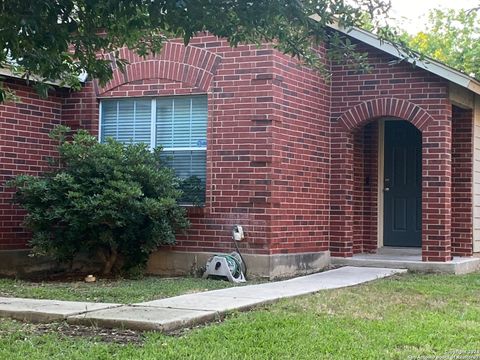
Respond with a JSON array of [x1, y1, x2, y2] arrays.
[[203, 252, 246, 283], [203, 225, 247, 283]]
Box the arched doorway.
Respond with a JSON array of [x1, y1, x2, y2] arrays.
[[332, 97, 453, 262]]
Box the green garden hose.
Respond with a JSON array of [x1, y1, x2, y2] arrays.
[[214, 253, 243, 279]]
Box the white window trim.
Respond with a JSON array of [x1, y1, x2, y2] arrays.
[[162, 147, 207, 151], [98, 95, 208, 205], [98, 101, 103, 142], [149, 98, 156, 150]]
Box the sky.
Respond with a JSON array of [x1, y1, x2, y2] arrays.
[[389, 0, 477, 33]]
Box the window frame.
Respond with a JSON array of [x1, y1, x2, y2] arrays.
[[98, 95, 208, 153], [98, 95, 208, 206]]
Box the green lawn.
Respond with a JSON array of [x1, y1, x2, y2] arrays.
[[1, 272, 480, 359], [0, 276, 235, 303]]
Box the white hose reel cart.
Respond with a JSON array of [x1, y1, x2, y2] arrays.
[[203, 225, 247, 283]]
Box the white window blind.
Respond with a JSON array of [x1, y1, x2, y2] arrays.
[[101, 99, 152, 144], [156, 96, 207, 183], [100, 95, 207, 186]]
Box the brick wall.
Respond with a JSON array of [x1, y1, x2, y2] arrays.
[[330, 40, 453, 261], [350, 123, 378, 255], [0, 34, 477, 262], [62, 82, 98, 135], [451, 106, 473, 256], [267, 47, 331, 254], [66, 39, 334, 256], [0, 79, 65, 249], [61, 38, 284, 255]]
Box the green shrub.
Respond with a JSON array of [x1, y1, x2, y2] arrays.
[[179, 176, 205, 205], [8, 126, 189, 275]]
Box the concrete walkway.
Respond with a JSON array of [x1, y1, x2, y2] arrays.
[[0, 266, 406, 332]]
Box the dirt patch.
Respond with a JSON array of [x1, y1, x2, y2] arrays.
[[33, 322, 145, 345], [20, 272, 117, 283]]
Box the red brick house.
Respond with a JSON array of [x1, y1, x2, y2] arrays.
[[1, 25, 480, 278]]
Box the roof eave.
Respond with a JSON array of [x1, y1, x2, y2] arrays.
[[0, 68, 88, 89], [319, 19, 480, 97]]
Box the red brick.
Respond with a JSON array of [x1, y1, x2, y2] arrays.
[[0, 35, 475, 263]]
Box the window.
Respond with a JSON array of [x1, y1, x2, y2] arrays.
[[100, 95, 208, 204]]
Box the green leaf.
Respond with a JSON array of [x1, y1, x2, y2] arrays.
[[8, 126, 190, 274]]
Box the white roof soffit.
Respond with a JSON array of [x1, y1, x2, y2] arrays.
[[0, 68, 88, 88], [311, 16, 480, 96]]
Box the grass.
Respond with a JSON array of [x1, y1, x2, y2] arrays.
[[0, 272, 480, 359], [0, 276, 237, 303]]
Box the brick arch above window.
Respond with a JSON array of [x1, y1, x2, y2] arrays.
[[96, 43, 222, 95], [337, 98, 435, 132]]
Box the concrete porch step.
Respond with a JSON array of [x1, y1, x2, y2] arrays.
[[331, 253, 480, 274]]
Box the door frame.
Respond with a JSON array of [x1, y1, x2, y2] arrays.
[[377, 119, 385, 248], [377, 119, 422, 248]]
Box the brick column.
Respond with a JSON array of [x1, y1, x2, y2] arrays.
[[451, 107, 473, 256], [330, 130, 354, 257], [422, 116, 452, 261], [352, 128, 365, 254]]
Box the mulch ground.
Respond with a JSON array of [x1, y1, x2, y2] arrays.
[[33, 323, 145, 345]]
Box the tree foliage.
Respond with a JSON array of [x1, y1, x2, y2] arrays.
[[8, 127, 189, 275], [0, 0, 395, 101], [403, 8, 480, 79]]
